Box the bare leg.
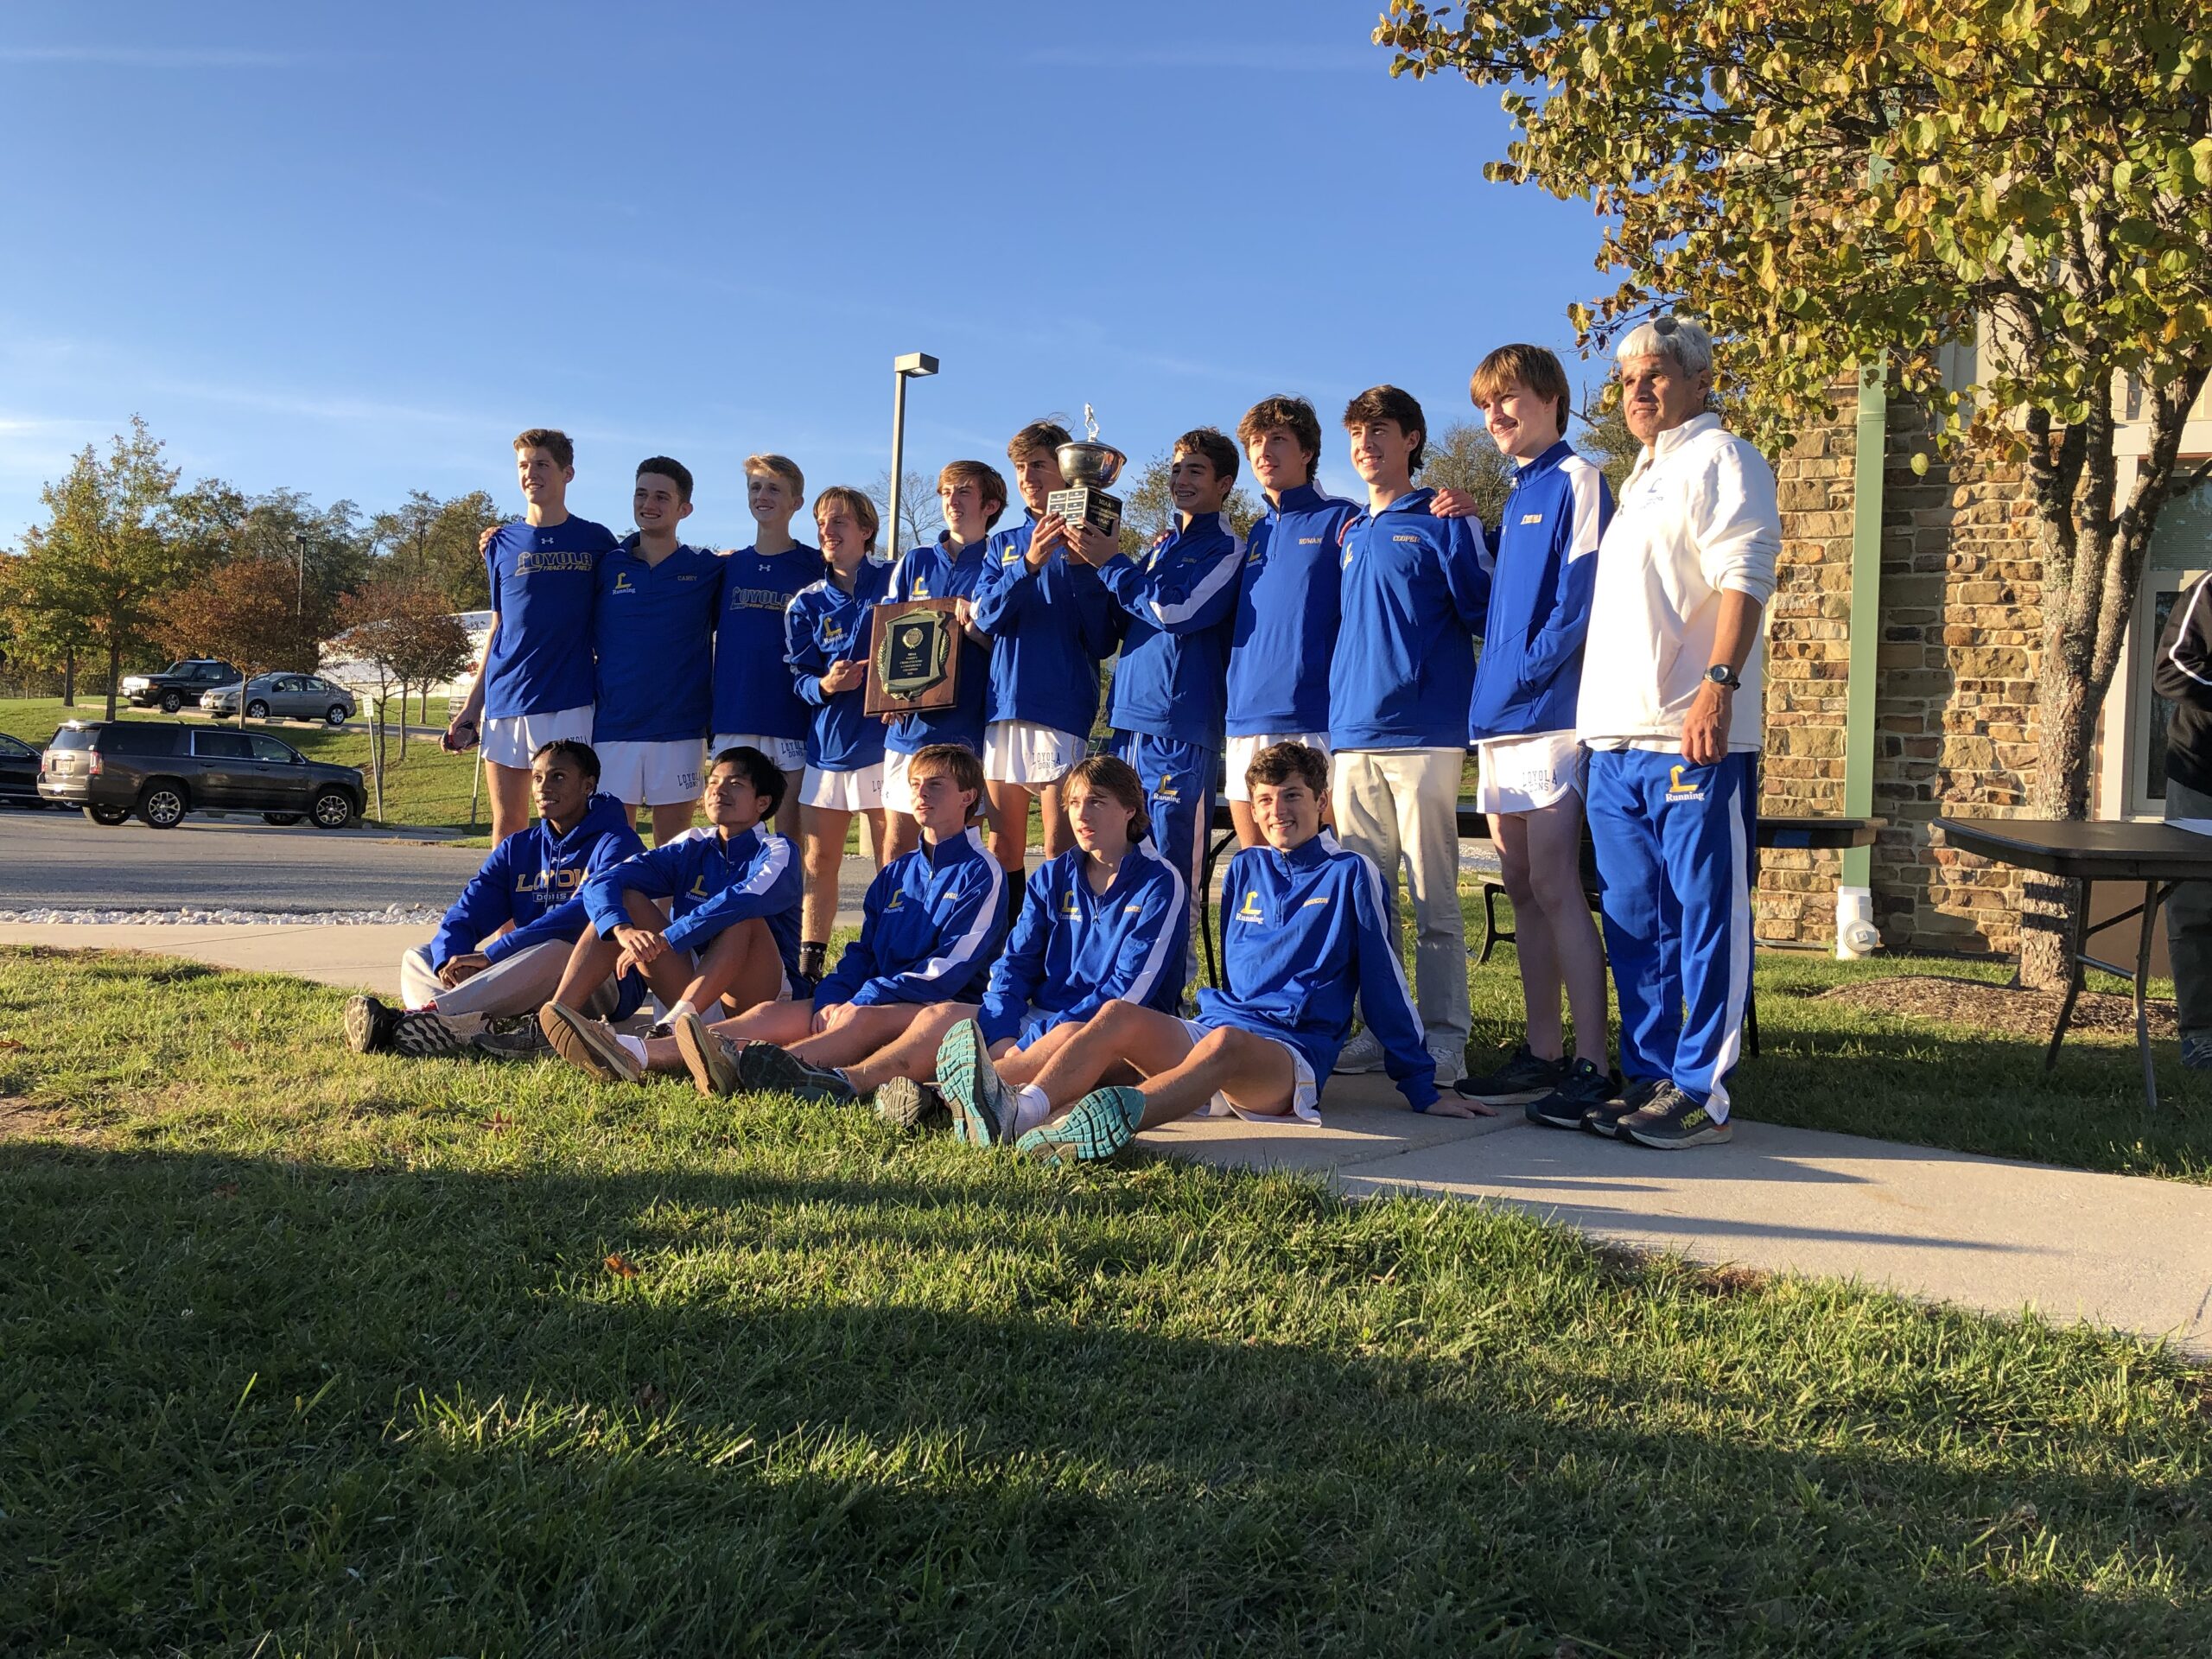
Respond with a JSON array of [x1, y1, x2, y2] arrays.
[[1523, 792, 1609, 1070], [550, 928, 625, 1015], [986, 779, 1033, 873], [487, 760, 532, 846], [1120, 1025, 1298, 1130], [995, 1020, 1135, 1089], [1037, 779, 1075, 859], [639, 997, 813, 1072], [801, 803, 853, 943], [858, 807, 887, 869], [1491, 810, 1562, 1061], [1027, 999, 1201, 1109], [882, 810, 921, 864], [676, 917, 788, 1021], [837, 1001, 978, 1092], [649, 800, 695, 846], [786, 1002, 931, 1069]]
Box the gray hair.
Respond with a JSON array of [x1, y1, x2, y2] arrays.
[[1615, 314, 1713, 378]]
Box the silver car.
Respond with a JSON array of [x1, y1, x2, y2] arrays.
[[200, 672, 357, 725]]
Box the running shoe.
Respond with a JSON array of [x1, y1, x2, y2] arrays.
[[1332, 1028, 1386, 1074], [1015, 1085, 1144, 1166], [470, 1018, 550, 1062], [538, 1001, 643, 1084], [937, 1019, 1015, 1145], [1618, 1083, 1733, 1149], [875, 1076, 949, 1135], [733, 1040, 857, 1105], [1456, 1043, 1566, 1107], [343, 995, 399, 1055], [1523, 1059, 1620, 1128], [1426, 1037, 1469, 1088], [671, 1011, 742, 1098]]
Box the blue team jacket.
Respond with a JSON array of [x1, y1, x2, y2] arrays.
[[1328, 487, 1494, 750], [976, 841, 1187, 1046], [1197, 831, 1438, 1110], [579, 823, 802, 976], [1225, 485, 1360, 736], [428, 792, 645, 970], [884, 534, 995, 754], [1467, 442, 1613, 742], [1098, 511, 1244, 748], [786, 558, 893, 771], [815, 825, 1007, 1007], [970, 515, 1119, 738]]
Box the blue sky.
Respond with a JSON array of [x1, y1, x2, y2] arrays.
[[0, 1, 1607, 550]]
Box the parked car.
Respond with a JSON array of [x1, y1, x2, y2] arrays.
[[38, 720, 365, 830], [199, 672, 356, 725], [119, 658, 243, 714], [0, 731, 47, 808]]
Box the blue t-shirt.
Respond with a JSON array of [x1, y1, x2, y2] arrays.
[[712, 544, 819, 741], [480, 516, 617, 721], [591, 537, 726, 743]]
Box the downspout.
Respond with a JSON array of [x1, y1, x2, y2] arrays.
[[1838, 359, 1886, 954]]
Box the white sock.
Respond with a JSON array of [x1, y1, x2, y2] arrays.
[[666, 999, 697, 1025], [1011, 1084, 1052, 1135], [616, 1033, 648, 1062]]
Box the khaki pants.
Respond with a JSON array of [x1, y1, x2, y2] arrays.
[[399, 938, 613, 1021], [2164, 779, 2212, 1036], [1331, 747, 1469, 1052]]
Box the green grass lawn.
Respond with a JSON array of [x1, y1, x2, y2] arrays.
[[2, 945, 2209, 1656]]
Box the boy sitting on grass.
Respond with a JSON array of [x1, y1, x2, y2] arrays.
[[544, 744, 1006, 1090], [536, 747, 800, 1070], [934, 741, 1451, 1166]]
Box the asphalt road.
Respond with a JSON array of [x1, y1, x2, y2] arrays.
[[0, 807, 879, 919]]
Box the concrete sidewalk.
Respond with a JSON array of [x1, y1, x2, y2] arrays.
[[5, 924, 2210, 1356]]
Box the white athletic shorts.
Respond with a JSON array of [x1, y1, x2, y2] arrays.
[[1181, 1020, 1322, 1124], [596, 739, 705, 808], [1473, 729, 1583, 815], [799, 762, 885, 812], [1224, 731, 1332, 803], [709, 733, 807, 777], [983, 719, 1085, 785], [481, 704, 593, 771]]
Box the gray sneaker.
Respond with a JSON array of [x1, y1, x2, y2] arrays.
[[875, 1076, 949, 1134], [1332, 1028, 1387, 1074], [1425, 1037, 1469, 1088], [2183, 1032, 2212, 1071], [1618, 1083, 1733, 1149], [470, 1020, 551, 1062]]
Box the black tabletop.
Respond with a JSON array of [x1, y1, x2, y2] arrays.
[[1935, 817, 2212, 880]]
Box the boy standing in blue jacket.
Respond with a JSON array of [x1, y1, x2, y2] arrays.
[[711, 454, 817, 830], [880, 460, 1006, 861], [1070, 426, 1246, 982], [593, 457, 727, 846], [537, 746, 802, 1071], [1446, 346, 1617, 1122], [1327, 386, 1493, 1085], [970, 420, 1118, 886], [554, 745, 1007, 1093], [346, 739, 645, 1057], [935, 742, 1452, 1164], [1224, 395, 1361, 849]]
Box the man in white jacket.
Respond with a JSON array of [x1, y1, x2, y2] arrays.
[[1575, 316, 1779, 1148]]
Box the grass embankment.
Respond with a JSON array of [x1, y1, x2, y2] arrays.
[[2, 945, 2209, 1656]]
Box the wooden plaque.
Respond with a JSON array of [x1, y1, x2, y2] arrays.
[[863, 596, 963, 715]]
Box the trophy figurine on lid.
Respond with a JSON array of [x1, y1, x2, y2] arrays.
[[1046, 404, 1128, 540]]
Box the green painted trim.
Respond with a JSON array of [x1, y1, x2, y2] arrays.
[[1843, 360, 1887, 888]]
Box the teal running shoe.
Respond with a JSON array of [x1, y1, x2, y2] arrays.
[[1014, 1085, 1145, 1166]]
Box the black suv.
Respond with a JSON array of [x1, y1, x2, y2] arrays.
[[119, 658, 243, 714], [37, 721, 365, 830]]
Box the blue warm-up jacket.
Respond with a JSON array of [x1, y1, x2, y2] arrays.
[[1466, 442, 1613, 741], [1197, 831, 1438, 1110], [1225, 484, 1360, 737], [815, 825, 1007, 1007], [428, 792, 645, 970], [884, 533, 995, 755], [1098, 511, 1244, 748], [786, 558, 893, 771], [579, 823, 802, 977], [1328, 487, 1493, 750], [976, 841, 1188, 1046], [970, 515, 1119, 738]]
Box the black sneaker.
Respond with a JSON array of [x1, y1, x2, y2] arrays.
[[1455, 1044, 1566, 1106], [471, 1020, 550, 1062], [344, 995, 399, 1054], [1524, 1059, 1620, 1128], [1619, 1083, 1732, 1149], [875, 1076, 949, 1134], [734, 1041, 858, 1105], [390, 1009, 470, 1059], [1583, 1075, 1662, 1139]]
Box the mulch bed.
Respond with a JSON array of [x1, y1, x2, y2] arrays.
[[1819, 974, 2178, 1040]]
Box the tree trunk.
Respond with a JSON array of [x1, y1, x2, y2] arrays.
[[371, 700, 386, 819], [2017, 650, 2096, 988], [61, 647, 75, 707], [104, 636, 120, 722], [396, 684, 410, 761]]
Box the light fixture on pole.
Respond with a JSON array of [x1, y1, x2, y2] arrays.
[[887, 352, 939, 561], [294, 530, 308, 617]]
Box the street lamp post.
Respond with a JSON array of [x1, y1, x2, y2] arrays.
[[887, 352, 939, 560], [294, 530, 308, 617]]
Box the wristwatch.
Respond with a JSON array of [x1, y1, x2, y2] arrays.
[[1704, 663, 1741, 690]]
